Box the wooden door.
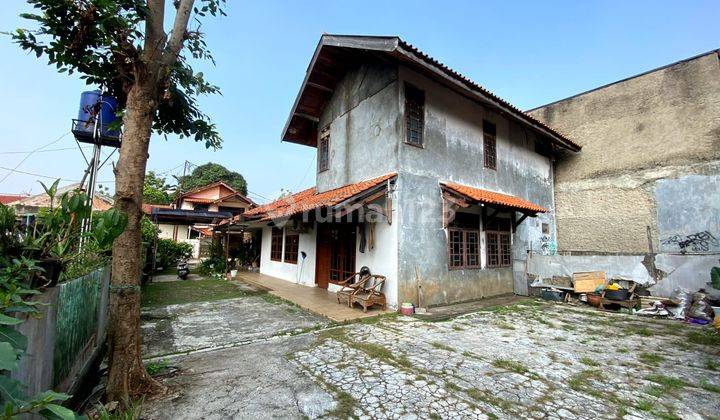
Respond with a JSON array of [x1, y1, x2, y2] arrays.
[[315, 223, 356, 289]]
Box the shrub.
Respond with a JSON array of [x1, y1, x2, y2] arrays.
[[155, 239, 193, 271]]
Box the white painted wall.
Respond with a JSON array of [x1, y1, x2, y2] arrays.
[[259, 226, 317, 286], [354, 218, 399, 309]]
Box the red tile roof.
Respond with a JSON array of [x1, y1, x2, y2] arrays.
[[0, 194, 27, 205], [142, 203, 172, 215], [244, 173, 397, 221], [441, 181, 547, 213]]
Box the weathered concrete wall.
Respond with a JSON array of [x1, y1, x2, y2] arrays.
[[656, 174, 720, 254], [317, 60, 401, 193], [395, 66, 557, 306], [527, 252, 719, 298], [528, 51, 720, 253]]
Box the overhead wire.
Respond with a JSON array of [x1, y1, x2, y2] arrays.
[[0, 131, 72, 184]]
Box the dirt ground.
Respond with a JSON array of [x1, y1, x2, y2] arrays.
[[140, 290, 720, 419]]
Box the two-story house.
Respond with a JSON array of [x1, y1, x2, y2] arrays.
[[235, 35, 580, 309], [148, 181, 254, 257]]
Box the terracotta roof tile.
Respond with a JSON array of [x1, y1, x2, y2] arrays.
[[441, 181, 547, 213], [0, 194, 27, 205], [245, 173, 397, 221]]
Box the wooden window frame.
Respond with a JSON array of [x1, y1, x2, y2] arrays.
[[284, 232, 299, 264], [447, 227, 482, 270], [483, 120, 497, 170], [318, 127, 330, 173], [404, 83, 425, 148], [270, 227, 283, 262], [486, 230, 511, 268]]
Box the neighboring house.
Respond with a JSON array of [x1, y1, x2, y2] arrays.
[[0, 194, 28, 206], [13, 183, 113, 224], [527, 49, 720, 296], [147, 181, 254, 258], [230, 35, 580, 309]]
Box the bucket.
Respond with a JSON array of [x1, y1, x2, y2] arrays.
[[400, 302, 414, 316]]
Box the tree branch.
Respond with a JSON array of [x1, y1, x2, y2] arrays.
[[144, 0, 167, 64], [163, 0, 194, 65]]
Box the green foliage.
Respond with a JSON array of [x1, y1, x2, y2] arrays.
[[0, 258, 78, 419], [197, 239, 225, 275], [140, 216, 159, 245], [13, 0, 226, 148], [143, 171, 173, 205], [176, 162, 247, 196], [154, 239, 192, 271]]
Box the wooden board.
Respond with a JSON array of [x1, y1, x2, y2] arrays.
[[573, 271, 606, 293]]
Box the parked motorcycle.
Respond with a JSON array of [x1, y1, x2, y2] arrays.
[[177, 258, 190, 280]]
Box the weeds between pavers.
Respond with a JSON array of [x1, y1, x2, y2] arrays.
[[638, 352, 665, 366]]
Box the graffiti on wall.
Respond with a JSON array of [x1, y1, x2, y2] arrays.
[[661, 231, 719, 253], [540, 235, 557, 256]]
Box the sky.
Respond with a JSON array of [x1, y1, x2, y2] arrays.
[[0, 0, 718, 203]]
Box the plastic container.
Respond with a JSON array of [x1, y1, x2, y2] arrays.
[[400, 302, 414, 316], [541, 289, 566, 302]]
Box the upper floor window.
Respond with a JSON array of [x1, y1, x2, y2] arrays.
[[405, 83, 425, 147], [483, 120, 497, 170], [318, 127, 330, 172], [270, 227, 283, 262], [193, 204, 209, 212]]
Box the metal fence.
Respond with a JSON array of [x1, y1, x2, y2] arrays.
[[12, 266, 110, 396]]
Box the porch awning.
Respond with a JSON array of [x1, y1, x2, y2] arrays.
[[440, 181, 547, 214]]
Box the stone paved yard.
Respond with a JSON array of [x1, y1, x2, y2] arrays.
[[142, 298, 720, 419]]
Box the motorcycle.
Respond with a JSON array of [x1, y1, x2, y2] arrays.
[[177, 258, 190, 280]]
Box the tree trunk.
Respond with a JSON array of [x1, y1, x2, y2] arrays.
[[106, 81, 164, 402]]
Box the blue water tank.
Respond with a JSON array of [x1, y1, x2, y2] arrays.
[[75, 90, 119, 140]]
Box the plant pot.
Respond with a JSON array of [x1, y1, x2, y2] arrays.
[[587, 293, 602, 308], [33, 258, 62, 288], [400, 303, 414, 316]]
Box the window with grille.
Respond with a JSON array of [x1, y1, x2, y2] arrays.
[[405, 84, 424, 147], [284, 232, 299, 264], [483, 120, 497, 170], [270, 227, 283, 262], [486, 218, 511, 268], [318, 127, 329, 172], [447, 211, 481, 269]]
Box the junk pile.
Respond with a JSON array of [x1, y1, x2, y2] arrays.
[[530, 269, 720, 329]]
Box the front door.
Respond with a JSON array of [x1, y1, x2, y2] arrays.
[[315, 223, 356, 289]]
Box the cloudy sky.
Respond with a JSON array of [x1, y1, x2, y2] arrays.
[[1, 0, 718, 202]]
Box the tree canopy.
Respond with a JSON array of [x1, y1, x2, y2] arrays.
[[177, 162, 248, 196], [13, 0, 225, 148], [143, 171, 173, 204]]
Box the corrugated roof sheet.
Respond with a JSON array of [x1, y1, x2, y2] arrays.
[[441, 181, 547, 213]]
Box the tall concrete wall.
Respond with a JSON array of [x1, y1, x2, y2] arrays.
[[317, 60, 401, 193], [528, 51, 720, 253], [395, 66, 558, 306]]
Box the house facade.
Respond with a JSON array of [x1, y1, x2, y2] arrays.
[[148, 181, 253, 258], [236, 35, 580, 309]]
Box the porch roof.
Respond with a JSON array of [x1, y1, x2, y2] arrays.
[[440, 181, 548, 214], [236, 172, 397, 223]]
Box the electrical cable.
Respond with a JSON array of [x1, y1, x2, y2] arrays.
[[0, 131, 72, 184]]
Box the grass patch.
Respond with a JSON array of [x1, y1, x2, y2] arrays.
[[626, 326, 653, 337], [145, 359, 169, 376], [635, 400, 653, 411], [638, 352, 665, 366], [464, 388, 514, 412], [568, 369, 604, 391], [492, 358, 539, 379], [579, 357, 599, 367], [141, 278, 251, 307], [645, 375, 686, 393], [616, 347, 629, 354], [496, 321, 516, 330], [687, 329, 720, 346], [325, 390, 357, 419], [452, 324, 465, 331], [705, 359, 719, 371], [700, 379, 720, 394], [431, 342, 456, 352], [646, 385, 665, 398]]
